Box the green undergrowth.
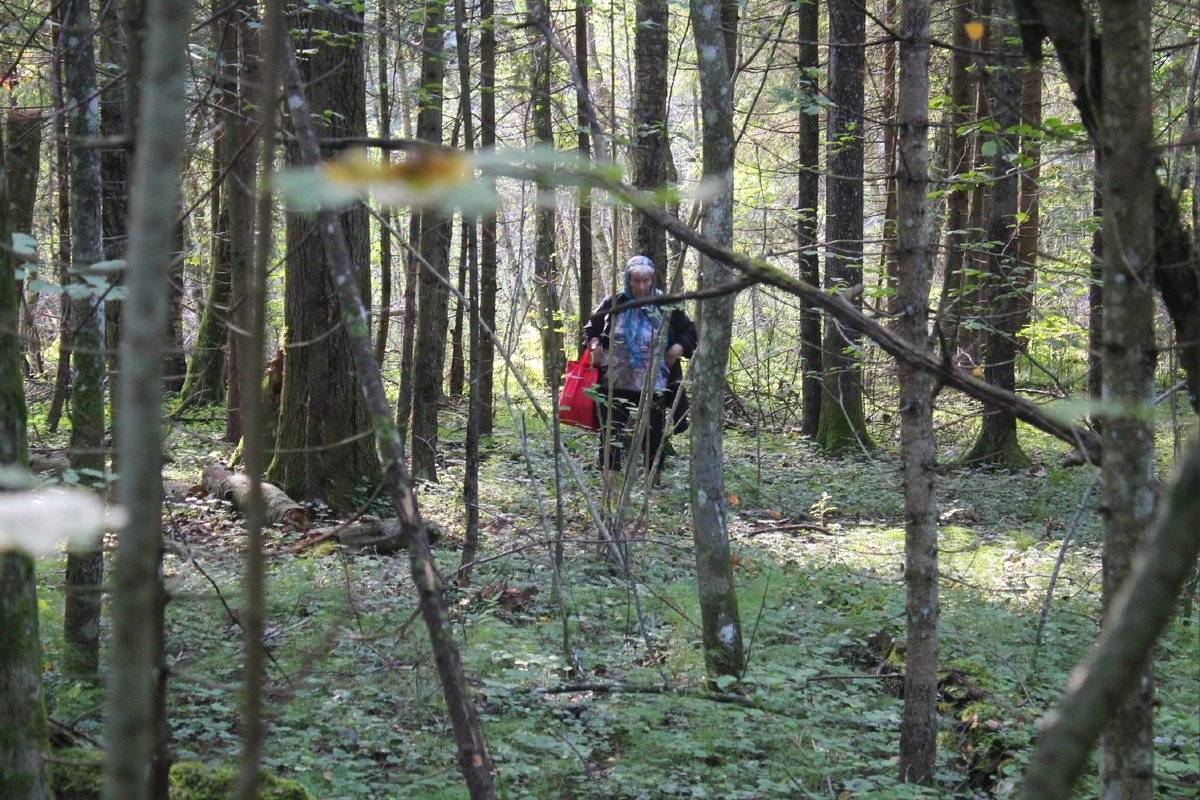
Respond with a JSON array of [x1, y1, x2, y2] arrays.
[[29, 400, 1200, 798]]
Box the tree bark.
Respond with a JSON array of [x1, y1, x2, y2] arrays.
[[0, 112, 50, 800], [937, 0, 974, 358], [269, 0, 381, 509], [102, 0, 189, 794], [1087, 175, 1103, 402], [531, 7, 562, 389], [47, 10, 73, 433], [281, 42, 496, 797], [1015, 63, 1041, 341], [62, 0, 108, 678], [479, 0, 497, 435], [632, 0, 669, 283], [817, 0, 873, 453], [1096, 0, 1157, 793], [796, 0, 821, 437], [375, 3, 393, 369], [410, 0, 454, 481], [576, 0, 593, 337], [7, 111, 43, 375], [963, 9, 1030, 468], [894, 0, 937, 781], [100, 0, 129, 446], [688, 0, 745, 680]]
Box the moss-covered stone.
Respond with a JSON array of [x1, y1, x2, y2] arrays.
[[48, 753, 312, 800]]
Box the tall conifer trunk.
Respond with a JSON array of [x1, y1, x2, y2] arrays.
[[410, 0, 453, 481], [268, 1, 381, 508], [632, 0, 668, 283], [816, 0, 873, 452], [796, 0, 820, 436], [62, 0, 108, 678]]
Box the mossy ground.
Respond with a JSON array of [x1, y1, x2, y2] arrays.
[[24, 394, 1200, 798]]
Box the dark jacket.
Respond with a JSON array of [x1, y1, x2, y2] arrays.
[[582, 294, 698, 433]]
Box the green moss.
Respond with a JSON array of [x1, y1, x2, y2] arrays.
[[170, 761, 312, 800], [48, 748, 102, 799], [46, 754, 311, 800]]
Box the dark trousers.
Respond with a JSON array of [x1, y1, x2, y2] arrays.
[[595, 388, 666, 474]]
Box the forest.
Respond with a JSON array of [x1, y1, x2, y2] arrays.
[[0, 0, 1198, 797]]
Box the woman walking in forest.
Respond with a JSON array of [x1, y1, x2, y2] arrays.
[[584, 255, 698, 485]]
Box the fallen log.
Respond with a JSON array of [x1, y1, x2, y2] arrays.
[[201, 463, 309, 531], [290, 514, 426, 555]]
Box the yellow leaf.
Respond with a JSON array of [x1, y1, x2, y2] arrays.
[[971, 366, 984, 378], [964, 21, 985, 41], [727, 493, 739, 507]]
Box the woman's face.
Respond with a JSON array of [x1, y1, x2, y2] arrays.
[[628, 270, 654, 298]]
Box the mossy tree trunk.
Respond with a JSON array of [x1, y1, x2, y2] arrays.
[[268, 0, 380, 510], [894, 0, 938, 781], [796, 0, 821, 438], [0, 118, 50, 800], [963, 14, 1030, 469], [1097, 0, 1157, 792], [63, 0, 108, 678], [688, 0, 745, 680], [410, 0, 453, 482], [102, 0, 189, 793], [816, 0, 873, 454]]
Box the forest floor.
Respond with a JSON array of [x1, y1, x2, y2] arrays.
[[28, 398, 1200, 800]]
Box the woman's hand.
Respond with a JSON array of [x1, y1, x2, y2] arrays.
[[666, 343, 684, 366], [588, 337, 602, 352]]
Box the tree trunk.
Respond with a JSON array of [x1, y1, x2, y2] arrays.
[[102, 0, 189, 794], [879, 0, 898, 314], [937, 0, 973, 356], [100, 0, 129, 446], [449, 231, 467, 397], [281, 42, 496, 796], [1087, 175, 1103, 401], [6, 111, 43, 375], [816, 0, 873, 453], [453, 0, 482, 581], [1015, 63, 1041, 342], [688, 0, 745, 680], [576, 0, 593, 337], [0, 114, 50, 800], [62, 0, 108, 678], [1097, 0, 1156, 793], [532, 14, 562, 390], [396, 211, 420, 444], [410, 0, 454, 482], [632, 0, 669, 283], [797, 0, 820, 437], [479, 0, 497, 434], [223, 1, 257, 444], [963, 10, 1030, 468], [179, 203, 230, 406], [47, 10, 72, 433], [268, 0, 381, 509], [894, 0, 937, 781], [375, 4, 393, 369]]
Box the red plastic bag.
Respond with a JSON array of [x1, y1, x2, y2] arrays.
[[559, 349, 599, 431]]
